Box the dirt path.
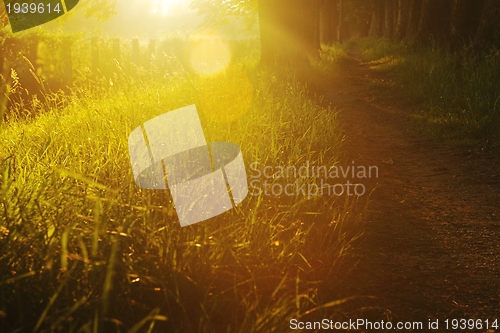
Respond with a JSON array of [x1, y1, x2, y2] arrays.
[[324, 47, 500, 331]]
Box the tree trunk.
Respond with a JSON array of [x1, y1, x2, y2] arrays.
[[258, 0, 320, 66], [405, 0, 420, 43], [394, 0, 409, 41], [392, 0, 398, 39], [309, 0, 321, 55], [297, 0, 320, 57], [383, 0, 394, 39], [474, 0, 500, 48], [320, 0, 339, 45], [369, 0, 384, 37], [414, 0, 431, 43], [433, 0, 453, 41], [413, 0, 453, 44], [450, 0, 484, 45], [258, 0, 280, 65], [337, 0, 344, 42]]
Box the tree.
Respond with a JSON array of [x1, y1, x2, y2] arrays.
[[413, 0, 430, 43], [191, 0, 321, 66], [79, 0, 117, 22], [339, 0, 499, 50], [337, 0, 344, 41], [393, 0, 409, 41], [260, 0, 321, 65], [320, 0, 339, 44], [411, 0, 448, 44], [450, 0, 484, 46], [190, 0, 258, 27], [474, 0, 500, 48], [404, 0, 420, 43], [383, 0, 393, 39], [368, 0, 384, 37]]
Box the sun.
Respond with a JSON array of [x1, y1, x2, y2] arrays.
[[150, 0, 180, 16]]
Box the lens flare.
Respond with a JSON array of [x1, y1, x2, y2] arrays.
[[188, 30, 231, 75], [195, 66, 253, 123]]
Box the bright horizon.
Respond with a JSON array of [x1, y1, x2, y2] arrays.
[[149, 0, 184, 16], [36, 0, 201, 37], [34, 0, 257, 39]]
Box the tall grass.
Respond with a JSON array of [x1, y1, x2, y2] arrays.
[[0, 39, 363, 332], [356, 37, 500, 150]]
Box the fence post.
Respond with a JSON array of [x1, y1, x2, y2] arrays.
[[112, 38, 121, 75], [61, 37, 72, 83], [148, 39, 155, 69], [112, 38, 121, 63], [91, 37, 99, 75], [132, 39, 139, 65]]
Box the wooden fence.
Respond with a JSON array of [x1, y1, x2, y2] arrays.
[[0, 35, 258, 94]]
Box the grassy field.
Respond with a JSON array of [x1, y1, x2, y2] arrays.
[[0, 39, 364, 332], [355, 37, 500, 153]]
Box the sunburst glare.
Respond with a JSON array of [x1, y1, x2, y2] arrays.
[[188, 29, 232, 75], [150, 0, 180, 16]]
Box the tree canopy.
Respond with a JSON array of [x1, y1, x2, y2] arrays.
[[190, 0, 258, 27]]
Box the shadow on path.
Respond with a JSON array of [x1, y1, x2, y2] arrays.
[[321, 43, 500, 330]]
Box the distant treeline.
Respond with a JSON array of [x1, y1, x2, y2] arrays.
[[366, 0, 500, 47], [254, 0, 500, 64], [320, 0, 500, 48]]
